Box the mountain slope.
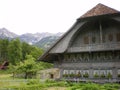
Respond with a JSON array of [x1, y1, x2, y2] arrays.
[[0, 28, 18, 39], [19, 32, 53, 44], [34, 36, 60, 50], [0, 28, 64, 49]]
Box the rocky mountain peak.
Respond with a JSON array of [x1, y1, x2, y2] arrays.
[[0, 28, 18, 38]]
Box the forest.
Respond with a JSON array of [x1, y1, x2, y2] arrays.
[[0, 38, 53, 78], [0, 38, 43, 64]]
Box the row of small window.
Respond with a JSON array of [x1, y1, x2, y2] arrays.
[[84, 33, 120, 44], [63, 70, 120, 78], [64, 52, 120, 60], [63, 70, 112, 75]]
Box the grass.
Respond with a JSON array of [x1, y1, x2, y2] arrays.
[[46, 87, 66, 90], [0, 74, 12, 79], [0, 73, 120, 90]]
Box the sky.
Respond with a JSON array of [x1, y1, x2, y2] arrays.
[[0, 0, 120, 35]]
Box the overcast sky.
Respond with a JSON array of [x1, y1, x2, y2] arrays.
[[0, 0, 120, 35]]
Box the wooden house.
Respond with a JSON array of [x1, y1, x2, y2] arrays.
[[0, 61, 9, 70], [39, 3, 120, 83]]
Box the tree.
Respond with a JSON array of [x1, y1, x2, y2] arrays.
[[30, 46, 43, 60], [16, 55, 38, 79], [38, 61, 53, 69], [9, 63, 18, 79], [0, 39, 9, 61], [21, 42, 44, 61], [9, 54, 53, 79], [8, 55, 36, 79], [21, 42, 32, 60], [8, 38, 22, 65]]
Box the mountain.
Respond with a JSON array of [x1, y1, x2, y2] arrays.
[[19, 32, 53, 44], [19, 32, 63, 45], [0, 28, 18, 39], [0, 28, 64, 49], [34, 35, 61, 50]]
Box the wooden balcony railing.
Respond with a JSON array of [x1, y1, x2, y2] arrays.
[[68, 42, 120, 52]]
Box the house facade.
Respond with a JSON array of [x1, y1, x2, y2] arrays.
[[39, 4, 120, 83]]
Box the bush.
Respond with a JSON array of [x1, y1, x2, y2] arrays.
[[69, 73, 75, 78], [101, 73, 106, 78], [76, 72, 81, 78], [94, 73, 99, 78], [63, 74, 69, 78], [83, 72, 89, 78], [107, 72, 112, 78], [117, 74, 120, 77]]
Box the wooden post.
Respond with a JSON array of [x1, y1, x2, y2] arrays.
[[99, 21, 103, 43]]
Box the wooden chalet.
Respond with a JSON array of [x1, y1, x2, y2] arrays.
[[39, 3, 120, 83], [0, 61, 9, 70]]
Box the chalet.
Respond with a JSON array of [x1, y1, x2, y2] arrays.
[[39, 3, 120, 83], [0, 61, 9, 70]]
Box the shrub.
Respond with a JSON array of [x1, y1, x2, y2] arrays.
[[101, 73, 106, 78], [76, 72, 81, 78], [94, 73, 99, 78], [107, 72, 112, 78], [83, 72, 89, 78], [63, 74, 69, 78], [117, 74, 120, 78], [69, 73, 75, 78]]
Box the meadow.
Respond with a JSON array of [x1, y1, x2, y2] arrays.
[[0, 73, 120, 90]]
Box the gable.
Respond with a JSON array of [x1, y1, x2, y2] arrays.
[[80, 3, 119, 18]]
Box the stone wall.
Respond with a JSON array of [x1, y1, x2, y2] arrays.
[[36, 68, 60, 80]]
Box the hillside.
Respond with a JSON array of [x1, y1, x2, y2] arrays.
[[34, 36, 60, 50]]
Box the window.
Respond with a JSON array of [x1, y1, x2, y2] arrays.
[[93, 53, 98, 60], [70, 70, 75, 74], [92, 36, 96, 43], [106, 70, 112, 75], [93, 70, 99, 75], [63, 70, 69, 74], [93, 70, 99, 78], [118, 70, 120, 74], [108, 34, 113, 42], [100, 52, 105, 60], [102, 35, 105, 43], [84, 36, 89, 44], [116, 33, 120, 42], [117, 69, 120, 77]]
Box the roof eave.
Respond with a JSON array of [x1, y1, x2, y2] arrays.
[[77, 13, 120, 21]]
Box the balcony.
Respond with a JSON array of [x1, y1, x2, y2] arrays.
[[68, 42, 120, 52]]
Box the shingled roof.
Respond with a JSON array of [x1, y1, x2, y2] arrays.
[[39, 3, 120, 62], [80, 3, 119, 18]]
